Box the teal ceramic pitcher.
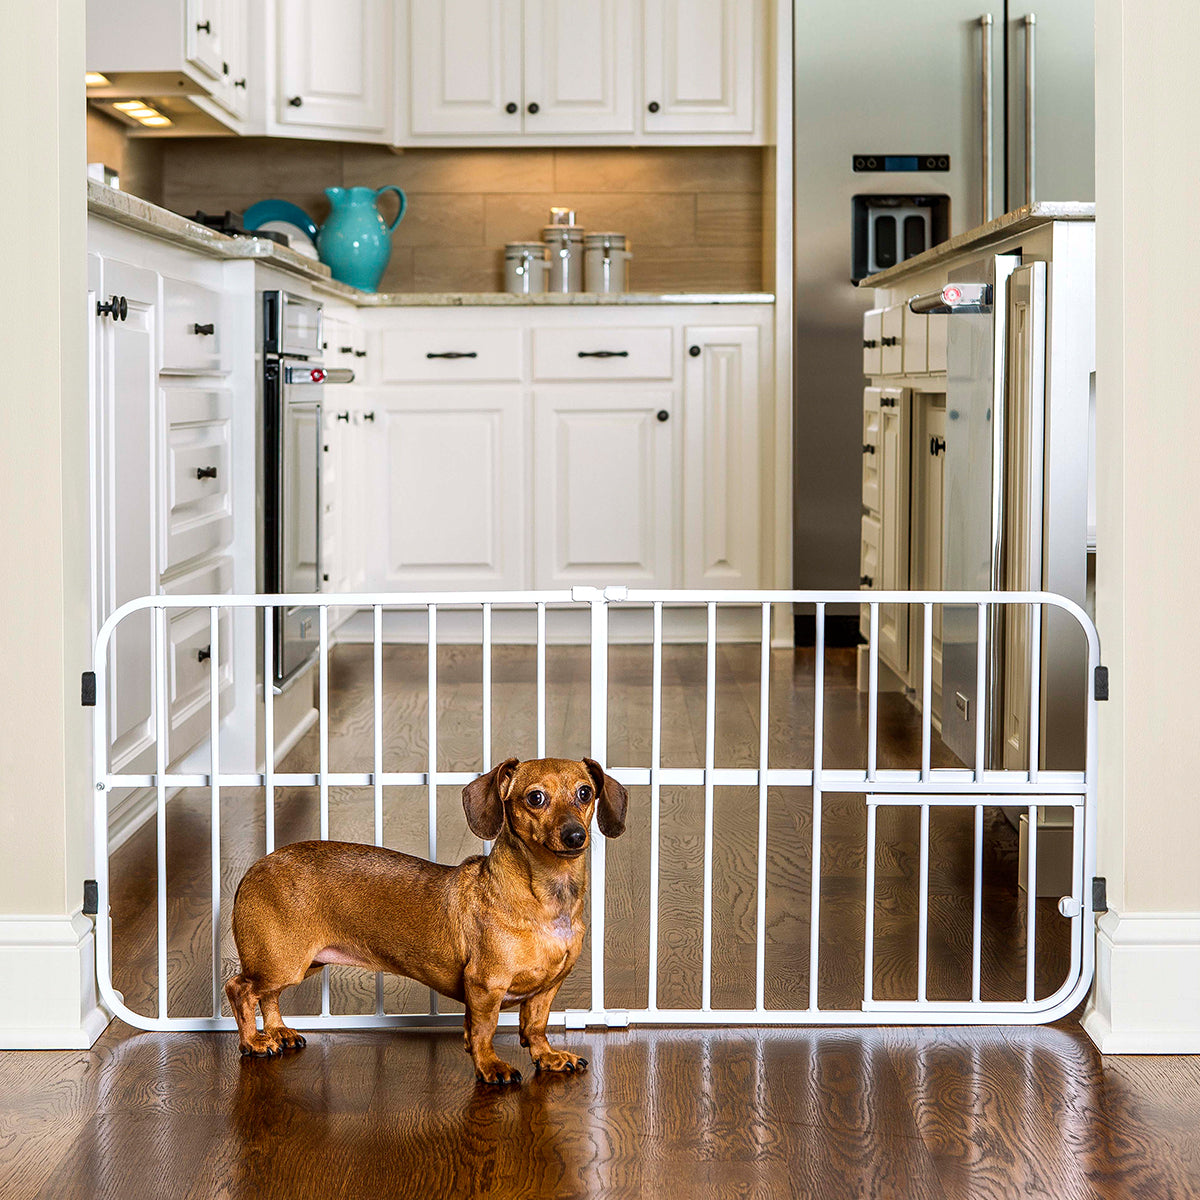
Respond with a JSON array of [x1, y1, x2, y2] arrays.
[[316, 186, 407, 293]]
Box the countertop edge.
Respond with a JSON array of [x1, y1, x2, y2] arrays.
[[858, 201, 1095, 289]]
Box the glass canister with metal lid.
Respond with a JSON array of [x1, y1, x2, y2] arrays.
[[504, 242, 549, 295], [584, 232, 631, 294], [543, 224, 584, 293]]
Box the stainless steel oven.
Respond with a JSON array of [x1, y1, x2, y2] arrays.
[[261, 291, 352, 684]]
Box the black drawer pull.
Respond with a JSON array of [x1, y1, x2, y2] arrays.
[[196, 645, 211, 663], [862, 443, 876, 455], [336, 411, 350, 422], [196, 20, 211, 32], [880, 395, 897, 408], [354, 349, 367, 357], [288, 95, 303, 107], [578, 350, 629, 358], [363, 411, 376, 422], [860, 575, 874, 587], [192, 322, 215, 336], [881, 336, 899, 347], [426, 351, 478, 359], [195, 466, 218, 480], [97, 295, 128, 321], [339, 345, 354, 353], [930, 435, 946, 456], [688, 345, 702, 357], [862, 338, 877, 349]]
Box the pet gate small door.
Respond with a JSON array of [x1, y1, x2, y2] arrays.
[[90, 588, 1100, 1033]]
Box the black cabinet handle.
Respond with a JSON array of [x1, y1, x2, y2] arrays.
[[505, 102, 518, 114], [192, 322, 215, 336], [339, 345, 354, 353], [97, 295, 128, 321], [336, 411, 350, 422], [881, 336, 899, 347], [354, 349, 367, 357], [862, 443, 876, 455], [656, 410, 670, 422], [195, 466, 218, 480], [288, 95, 303, 107], [222, 61, 229, 75], [578, 350, 629, 358], [426, 351, 477, 359], [363, 411, 375, 422], [196, 645, 211, 663], [930, 435, 946, 456], [860, 575, 874, 587], [234, 78, 247, 89], [688, 344, 701, 357], [862, 338, 878, 349], [196, 20, 211, 32], [648, 101, 660, 113], [527, 102, 540, 114], [880, 395, 897, 408]]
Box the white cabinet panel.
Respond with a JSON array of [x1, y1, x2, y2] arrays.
[[186, 0, 225, 80], [277, 0, 390, 134], [928, 313, 948, 373], [161, 277, 227, 374], [533, 388, 675, 588], [524, 0, 635, 134], [877, 387, 910, 672], [682, 326, 759, 587], [373, 389, 526, 590], [859, 512, 881, 640], [410, 0, 523, 135], [919, 403, 946, 719], [862, 386, 881, 512], [881, 305, 904, 374], [862, 309, 883, 375], [643, 0, 757, 133], [902, 308, 928, 374]]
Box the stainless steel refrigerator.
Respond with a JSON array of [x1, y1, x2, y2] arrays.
[[792, 0, 1094, 604]]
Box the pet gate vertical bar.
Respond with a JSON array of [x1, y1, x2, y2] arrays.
[[864, 804, 877, 1006], [917, 803, 930, 1004], [589, 592, 609, 1016], [918, 602, 932, 1006], [209, 607, 222, 1019], [972, 603, 986, 1001], [1028, 602, 1042, 785], [319, 603, 330, 1016], [974, 603, 987, 780], [1026, 801, 1038, 1002], [921, 603, 933, 779], [702, 602, 717, 1011], [155, 606, 168, 1021], [263, 605, 275, 854], [482, 603, 493, 854], [537, 601, 546, 759], [755, 602, 770, 1012], [428, 603, 439, 1016], [809, 602, 825, 1012], [648, 600, 663, 1013], [374, 604, 384, 1016], [972, 801, 984, 1002], [867, 603, 879, 782]]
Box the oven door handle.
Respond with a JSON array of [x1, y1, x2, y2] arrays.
[[284, 366, 355, 385]]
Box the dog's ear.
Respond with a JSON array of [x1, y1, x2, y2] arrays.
[[462, 758, 518, 839], [583, 758, 628, 838]]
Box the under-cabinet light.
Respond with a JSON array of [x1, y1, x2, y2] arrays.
[[85, 73, 111, 87], [139, 115, 172, 127]]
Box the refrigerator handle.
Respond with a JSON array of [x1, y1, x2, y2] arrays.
[[1024, 13, 1037, 206], [980, 14, 994, 224]]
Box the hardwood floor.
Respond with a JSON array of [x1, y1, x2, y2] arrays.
[[4, 642, 1199, 1198]]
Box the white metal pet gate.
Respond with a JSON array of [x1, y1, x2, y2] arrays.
[[91, 588, 1100, 1033]]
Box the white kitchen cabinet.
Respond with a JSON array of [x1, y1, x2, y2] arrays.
[[371, 389, 527, 591], [643, 0, 758, 134], [914, 400, 946, 720], [862, 309, 883, 376], [276, 0, 391, 138], [532, 388, 676, 588], [93, 257, 160, 773], [523, 0, 635, 135], [209, 0, 251, 118], [877, 387, 910, 672], [186, 0, 225, 80], [682, 326, 759, 587], [409, 0, 523, 135], [880, 305, 904, 374]]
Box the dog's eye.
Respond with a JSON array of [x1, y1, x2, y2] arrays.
[[576, 785, 592, 803], [526, 790, 547, 808]]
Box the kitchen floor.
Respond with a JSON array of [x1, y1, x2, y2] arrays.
[[5, 645, 1198, 1199]]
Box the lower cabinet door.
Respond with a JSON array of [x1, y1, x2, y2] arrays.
[[371, 388, 526, 590], [877, 388, 910, 673], [532, 387, 676, 589]]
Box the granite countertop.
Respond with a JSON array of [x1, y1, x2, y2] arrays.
[[859, 201, 1095, 288], [88, 182, 774, 307]]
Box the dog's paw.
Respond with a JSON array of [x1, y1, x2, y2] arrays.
[[274, 1026, 307, 1051], [475, 1058, 523, 1085], [239, 1029, 306, 1058], [532, 1049, 589, 1074]]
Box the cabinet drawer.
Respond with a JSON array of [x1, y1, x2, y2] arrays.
[[927, 314, 948, 373], [161, 278, 226, 374], [378, 327, 523, 382], [862, 309, 883, 375], [161, 388, 232, 574], [532, 327, 673, 380], [162, 556, 233, 764], [881, 305, 903, 374], [902, 309, 928, 374]]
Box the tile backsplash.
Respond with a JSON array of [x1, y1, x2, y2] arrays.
[[154, 140, 766, 293]]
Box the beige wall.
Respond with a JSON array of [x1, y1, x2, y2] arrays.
[[154, 140, 766, 293], [1093, 0, 1200, 914], [85, 109, 163, 203]]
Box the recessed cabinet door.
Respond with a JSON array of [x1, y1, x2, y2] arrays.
[[186, 0, 225, 81], [643, 0, 757, 134], [373, 389, 526, 590], [877, 388, 910, 673], [523, 0, 635, 135], [277, 0, 390, 134], [96, 258, 160, 774], [533, 388, 675, 589], [410, 0, 523, 135], [682, 327, 759, 588]]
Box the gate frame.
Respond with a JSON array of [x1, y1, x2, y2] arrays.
[[91, 587, 1101, 1033]]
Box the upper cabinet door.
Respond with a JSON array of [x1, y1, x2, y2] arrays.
[[643, 0, 757, 134], [523, 0, 635, 135], [277, 0, 390, 135], [410, 0, 524, 136], [186, 0, 225, 81]]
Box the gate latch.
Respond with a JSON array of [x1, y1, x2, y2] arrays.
[[1092, 877, 1108, 914], [1094, 665, 1109, 701], [81, 671, 96, 707], [83, 879, 99, 916]]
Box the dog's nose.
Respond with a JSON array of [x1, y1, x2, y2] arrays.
[[561, 823, 587, 850]]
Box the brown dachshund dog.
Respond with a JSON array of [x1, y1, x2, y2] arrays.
[[225, 757, 627, 1084]]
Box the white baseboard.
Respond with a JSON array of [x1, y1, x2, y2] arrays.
[[0, 911, 110, 1049], [1082, 909, 1200, 1054]]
